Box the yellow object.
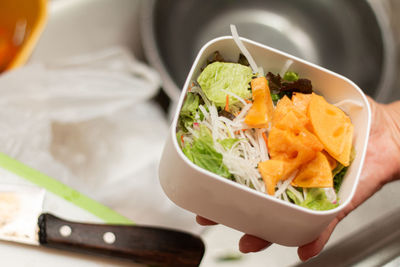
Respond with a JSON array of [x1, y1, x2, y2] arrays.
[[259, 160, 294, 196], [259, 92, 354, 195], [271, 95, 292, 126], [291, 152, 333, 188], [0, 0, 47, 71], [308, 93, 353, 166], [260, 95, 325, 195], [244, 77, 274, 128], [262, 126, 322, 195], [268, 127, 322, 169], [322, 151, 338, 170], [292, 92, 312, 115]]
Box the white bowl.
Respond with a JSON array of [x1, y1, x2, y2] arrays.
[[158, 36, 371, 246]]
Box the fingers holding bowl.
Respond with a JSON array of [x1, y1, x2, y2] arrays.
[[196, 215, 218, 226], [239, 234, 272, 253], [196, 216, 272, 253]]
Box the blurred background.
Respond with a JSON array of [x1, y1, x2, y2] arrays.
[[1, 0, 400, 266]]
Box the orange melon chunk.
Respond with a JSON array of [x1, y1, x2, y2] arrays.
[[272, 95, 311, 130], [291, 152, 333, 188], [258, 160, 297, 195], [322, 151, 338, 170], [244, 77, 274, 128], [274, 109, 313, 137], [268, 127, 323, 163], [292, 92, 312, 115], [338, 123, 354, 166], [271, 95, 293, 126], [308, 93, 353, 166]]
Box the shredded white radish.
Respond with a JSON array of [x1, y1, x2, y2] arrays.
[[287, 185, 304, 203], [198, 105, 209, 121], [324, 188, 337, 203], [234, 103, 252, 122], [192, 91, 268, 190], [230, 24, 259, 74], [191, 86, 211, 107], [258, 66, 265, 77], [279, 59, 294, 77], [222, 153, 263, 190], [186, 125, 198, 138], [274, 171, 298, 198], [237, 131, 249, 160], [218, 116, 245, 129], [282, 191, 289, 202], [217, 117, 236, 137], [220, 89, 248, 106], [208, 104, 220, 143], [256, 129, 269, 161]]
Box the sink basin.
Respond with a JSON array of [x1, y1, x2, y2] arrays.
[[140, 1, 400, 266], [141, 0, 397, 103], [295, 207, 400, 267], [30, 0, 144, 62]]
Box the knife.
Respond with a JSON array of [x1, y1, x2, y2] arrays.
[[0, 184, 205, 267]]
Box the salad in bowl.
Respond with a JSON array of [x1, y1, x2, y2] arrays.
[[158, 26, 370, 246], [177, 49, 354, 211]]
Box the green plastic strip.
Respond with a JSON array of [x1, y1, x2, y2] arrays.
[[0, 152, 133, 225]]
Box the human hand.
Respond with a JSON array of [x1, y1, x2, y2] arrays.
[[197, 97, 400, 261]]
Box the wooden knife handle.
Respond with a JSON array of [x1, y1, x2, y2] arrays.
[[38, 213, 205, 267]]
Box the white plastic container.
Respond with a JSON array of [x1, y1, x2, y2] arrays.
[[158, 36, 371, 246]]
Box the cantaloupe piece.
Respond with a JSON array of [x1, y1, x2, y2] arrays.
[[337, 124, 354, 166], [244, 77, 274, 128], [271, 95, 293, 126], [322, 151, 338, 170], [274, 110, 306, 133], [291, 152, 333, 188], [292, 92, 312, 115], [258, 160, 297, 195], [268, 127, 323, 167], [308, 93, 353, 166], [273, 95, 311, 130]]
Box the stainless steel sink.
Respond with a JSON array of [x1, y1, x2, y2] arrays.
[[295, 207, 400, 267], [31, 0, 144, 62], [140, 1, 400, 266], [140, 0, 398, 103]]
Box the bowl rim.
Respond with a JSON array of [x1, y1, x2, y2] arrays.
[[171, 35, 371, 216]]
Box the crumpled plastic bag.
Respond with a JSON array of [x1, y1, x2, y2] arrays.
[[0, 47, 202, 234]]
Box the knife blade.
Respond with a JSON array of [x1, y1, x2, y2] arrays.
[[0, 184, 205, 267]]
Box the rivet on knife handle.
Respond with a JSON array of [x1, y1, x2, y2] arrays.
[[38, 213, 205, 267]]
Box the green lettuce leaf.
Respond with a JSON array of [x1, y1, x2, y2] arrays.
[[286, 190, 302, 206], [333, 147, 355, 193], [216, 252, 243, 262], [181, 125, 232, 179], [178, 92, 200, 131], [301, 188, 338, 211], [218, 138, 240, 150], [333, 164, 348, 193], [197, 62, 252, 107], [287, 188, 338, 211], [271, 93, 281, 103], [283, 71, 299, 82], [176, 130, 184, 148]]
